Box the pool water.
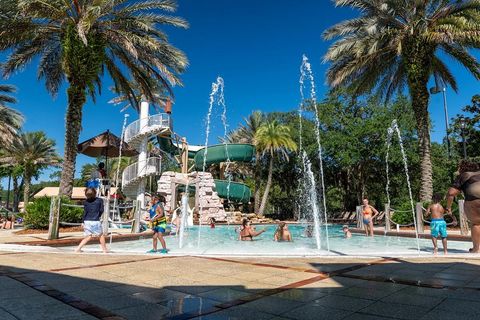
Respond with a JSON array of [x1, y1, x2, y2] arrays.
[[91, 224, 472, 257]]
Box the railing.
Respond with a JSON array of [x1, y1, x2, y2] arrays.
[[122, 157, 162, 188], [124, 113, 171, 144]]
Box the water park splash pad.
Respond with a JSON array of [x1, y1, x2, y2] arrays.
[[22, 57, 469, 259], [65, 224, 471, 257]]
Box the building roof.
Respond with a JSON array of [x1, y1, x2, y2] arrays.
[[34, 187, 118, 200]]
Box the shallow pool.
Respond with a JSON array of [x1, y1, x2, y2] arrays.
[[84, 224, 472, 257]]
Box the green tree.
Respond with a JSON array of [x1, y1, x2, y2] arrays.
[[0, 0, 188, 197], [254, 120, 297, 215], [0, 84, 23, 146], [225, 111, 265, 212], [323, 0, 480, 201], [0, 132, 60, 205]]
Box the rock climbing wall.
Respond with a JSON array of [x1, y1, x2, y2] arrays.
[[157, 171, 226, 224]]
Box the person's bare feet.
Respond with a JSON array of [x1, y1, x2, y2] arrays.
[[75, 249, 83, 253], [469, 248, 480, 253], [433, 247, 438, 255], [444, 250, 448, 255]]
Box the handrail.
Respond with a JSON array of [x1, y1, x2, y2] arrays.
[[122, 157, 162, 188], [124, 113, 171, 144]]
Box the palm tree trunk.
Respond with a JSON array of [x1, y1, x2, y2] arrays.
[[411, 85, 433, 201], [12, 175, 19, 212], [254, 151, 261, 213], [258, 157, 273, 215], [405, 44, 434, 201], [59, 84, 86, 197], [23, 174, 31, 206]]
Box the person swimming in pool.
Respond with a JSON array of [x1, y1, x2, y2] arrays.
[[239, 218, 266, 241], [274, 222, 292, 242], [342, 225, 352, 238], [447, 160, 480, 253], [362, 198, 379, 237]]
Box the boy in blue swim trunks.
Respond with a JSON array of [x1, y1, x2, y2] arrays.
[[425, 193, 455, 255], [147, 194, 168, 253]]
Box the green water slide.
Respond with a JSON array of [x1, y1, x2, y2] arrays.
[[193, 144, 255, 203], [156, 137, 254, 203], [193, 144, 255, 169]]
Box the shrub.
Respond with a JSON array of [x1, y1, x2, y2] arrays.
[[24, 196, 83, 229], [391, 201, 414, 225]]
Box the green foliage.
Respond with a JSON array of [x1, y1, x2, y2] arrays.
[[391, 202, 414, 225], [326, 187, 345, 214], [24, 196, 83, 229]]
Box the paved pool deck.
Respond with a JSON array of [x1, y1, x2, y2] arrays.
[[1, 250, 480, 320]]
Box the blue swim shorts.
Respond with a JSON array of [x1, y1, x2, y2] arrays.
[[152, 224, 166, 233], [430, 219, 447, 238]]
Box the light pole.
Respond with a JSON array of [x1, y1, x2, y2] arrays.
[[430, 85, 451, 158], [459, 116, 467, 160]]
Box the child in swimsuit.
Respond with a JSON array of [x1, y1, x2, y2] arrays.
[[362, 198, 379, 237], [147, 194, 168, 253], [426, 193, 456, 255]]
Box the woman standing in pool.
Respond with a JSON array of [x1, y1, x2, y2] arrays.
[[239, 218, 266, 241], [447, 160, 480, 253], [362, 198, 379, 237]]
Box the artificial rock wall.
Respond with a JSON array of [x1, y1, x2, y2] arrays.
[[157, 171, 226, 223]]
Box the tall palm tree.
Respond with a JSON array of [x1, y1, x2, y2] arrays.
[[109, 79, 171, 112], [323, 0, 480, 201], [254, 120, 297, 215], [0, 84, 23, 146], [225, 111, 265, 212], [0, 131, 60, 204], [0, 0, 188, 197]]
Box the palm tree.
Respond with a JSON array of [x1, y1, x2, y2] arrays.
[[0, 132, 60, 205], [0, 0, 188, 197], [0, 84, 23, 146], [225, 111, 265, 212], [254, 120, 297, 215], [109, 79, 171, 112], [323, 0, 480, 201]]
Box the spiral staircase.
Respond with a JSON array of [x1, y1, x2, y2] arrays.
[[121, 113, 171, 198]]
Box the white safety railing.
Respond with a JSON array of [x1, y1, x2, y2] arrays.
[[122, 157, 162, 188], [124, 113, 171, 144]]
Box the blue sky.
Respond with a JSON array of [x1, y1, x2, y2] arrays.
[[1, 0, 479, 186]]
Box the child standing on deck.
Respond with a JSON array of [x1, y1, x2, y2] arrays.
[[147, 194, 168, 253], [425, 193, 456, 255], [75, 188, 108, 253]]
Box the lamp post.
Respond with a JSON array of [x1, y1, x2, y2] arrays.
[[430, 85, 451, 158], [459, 116, 467, 159]]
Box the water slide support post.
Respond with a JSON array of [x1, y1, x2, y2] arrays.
[[137, 101, 149, 210]]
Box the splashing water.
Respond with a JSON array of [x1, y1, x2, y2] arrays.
[[385, 119, 420, 254], [178, 192, 189, 248], [198, 77, 228, 246], [303, 152, 322, 250], [299, 55, 330, 251]]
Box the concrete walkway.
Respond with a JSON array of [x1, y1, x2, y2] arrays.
[[1, 251, 480, 319]]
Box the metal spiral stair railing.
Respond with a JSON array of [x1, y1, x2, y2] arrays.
[[121, 113, 171, 197], [124, 113, 172, 150], [122, 157, 162, 197]]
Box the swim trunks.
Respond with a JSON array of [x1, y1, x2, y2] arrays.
[[430, 218, 447, 238], [83, 220, 103, 236]]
